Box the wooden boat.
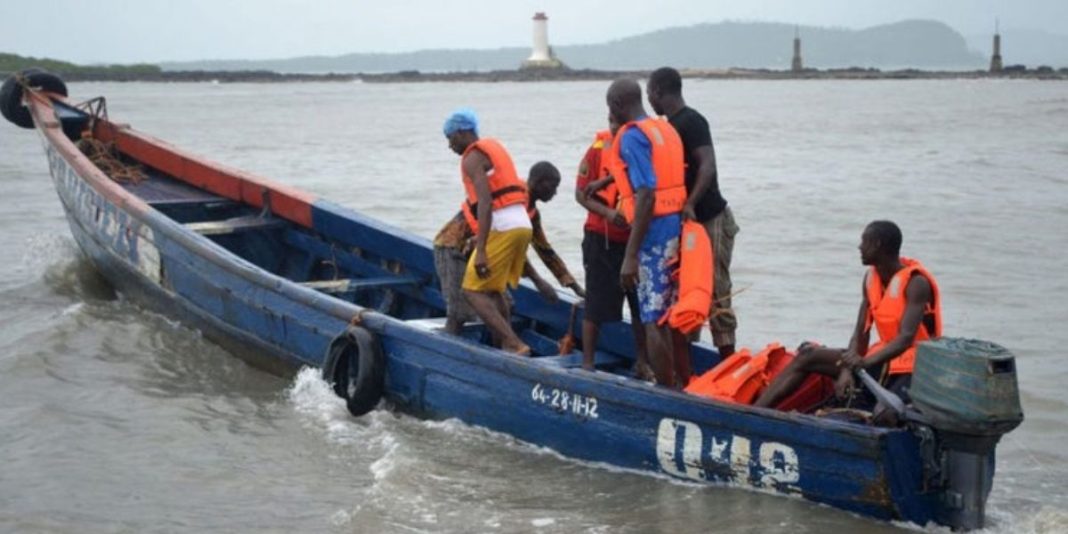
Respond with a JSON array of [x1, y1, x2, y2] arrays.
[[2, 71, 1021, 530]]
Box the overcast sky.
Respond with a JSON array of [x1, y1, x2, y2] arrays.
[[2, 0, 1065, 64]]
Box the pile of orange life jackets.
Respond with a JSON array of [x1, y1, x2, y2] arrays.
[[685, 342, 834, 411]]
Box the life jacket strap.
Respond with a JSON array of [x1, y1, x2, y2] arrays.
[[465, 184, 527, 212]]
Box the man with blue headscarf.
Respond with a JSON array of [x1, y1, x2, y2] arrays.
[[438, 108, 533, 355]]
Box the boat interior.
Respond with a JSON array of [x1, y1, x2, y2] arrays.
[[146, 174, 671, 374]]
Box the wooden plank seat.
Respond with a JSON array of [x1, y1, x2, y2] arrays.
[[128, 172, 231, 206], [281, 229, 442, 308], [299, 275, 422, 294], [185, 215, 287, 236]]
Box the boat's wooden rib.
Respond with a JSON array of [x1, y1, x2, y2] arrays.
[[184, 215, 287, 235], [299, 276, 421, 293]]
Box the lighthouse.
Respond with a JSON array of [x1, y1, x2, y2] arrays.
[[990, 19, 1003, 73], [529, 12, 550, 62], [791, 26, 803, 72], [520, 12, 566, 70]]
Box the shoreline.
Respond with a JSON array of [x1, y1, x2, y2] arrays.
[[3, 67, 1066, 83]]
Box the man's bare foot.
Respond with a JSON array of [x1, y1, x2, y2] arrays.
[[503, 341, 532, 356], [633, 361, 655, 382]]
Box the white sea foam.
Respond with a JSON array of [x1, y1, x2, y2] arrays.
[[58, 302, 84, 317], [329, 509, 353, 527], [368, 438, 399, 481], [287, 366, 355, 433], [981, 504, 1068, 534], [287, 366, 401, 460]]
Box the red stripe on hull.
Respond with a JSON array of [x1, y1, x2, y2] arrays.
[[94, 121, 316, 228]]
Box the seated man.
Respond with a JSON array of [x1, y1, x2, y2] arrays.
[[755, 220, 942, 408]]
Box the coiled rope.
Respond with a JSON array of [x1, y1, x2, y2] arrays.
[[75, 135, 147, 184]]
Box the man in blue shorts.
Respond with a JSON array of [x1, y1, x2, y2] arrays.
[[603, 79, 688, 387]]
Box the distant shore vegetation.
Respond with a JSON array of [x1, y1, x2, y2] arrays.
[[1, 52, 161, 78]]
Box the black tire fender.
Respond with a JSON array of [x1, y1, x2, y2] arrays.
[[321, 326, 385, 417], [1, 68, 68, 129]]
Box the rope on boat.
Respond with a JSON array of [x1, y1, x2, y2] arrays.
[[12, 72, 29, 90], [349, 309, 374, 327], [75, 135, 147, 184], [708, 283, 751, 319], [13, 73, 140, 184]]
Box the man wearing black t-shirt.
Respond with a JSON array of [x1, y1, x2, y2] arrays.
[[647, 67, 740, 357]]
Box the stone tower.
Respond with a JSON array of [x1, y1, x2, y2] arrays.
[[990, 19, 1003, 73], [791, 26, 803, 72]]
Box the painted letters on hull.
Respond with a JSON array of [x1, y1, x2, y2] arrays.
[[46, 143, 163, 288], [656, 418, 800, 491]]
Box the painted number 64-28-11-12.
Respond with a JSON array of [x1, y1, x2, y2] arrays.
[[530, 383, 599, 419]]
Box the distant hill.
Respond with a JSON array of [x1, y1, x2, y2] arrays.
[[162, 19, 985, 73]]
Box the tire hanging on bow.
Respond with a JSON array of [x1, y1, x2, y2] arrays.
[[321, 325, 385, 417], [1, 68, 68, 129]]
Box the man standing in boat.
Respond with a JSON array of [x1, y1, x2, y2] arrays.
[[647, 67, 740, 358], [443, 108, 533, 355], [433, 160, 583, 335], [604, 79, 688, 387], [754, 221, 942, 408], [574, 121, 650, 376]]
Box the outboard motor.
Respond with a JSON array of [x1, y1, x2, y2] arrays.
[[907, 338, 1024, 530]]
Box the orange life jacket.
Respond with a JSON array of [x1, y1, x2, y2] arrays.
[[685, 343, 790, 404], [660, 220, 714, 334], [460, 138, 528, 234], [603, 117, 687, 223], [864, 257, 942, 375], [590, 129, 619, 207], [687, 342, 835, 410]]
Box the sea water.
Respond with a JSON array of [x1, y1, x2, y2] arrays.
[[0, 79, 1065, 533]]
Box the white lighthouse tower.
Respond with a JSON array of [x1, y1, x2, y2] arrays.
[[528, 12, 551, 62], [520, 12, 565, 70]]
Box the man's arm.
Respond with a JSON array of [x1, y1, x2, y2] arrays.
[[582, 176, 612, 196], [575, 182, 624, 225], [523, 259, 559, 304], [462, 150, 493, 277], [616, 129, 656, 291], [574, 148, 623, 225], [530, 210, 584, 297], [621, 189, 653, 290], [683, 144, 718, 220], [858, 275, 932, 371], [835, 278, 874, 397], [843, 278, 873, 362]]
